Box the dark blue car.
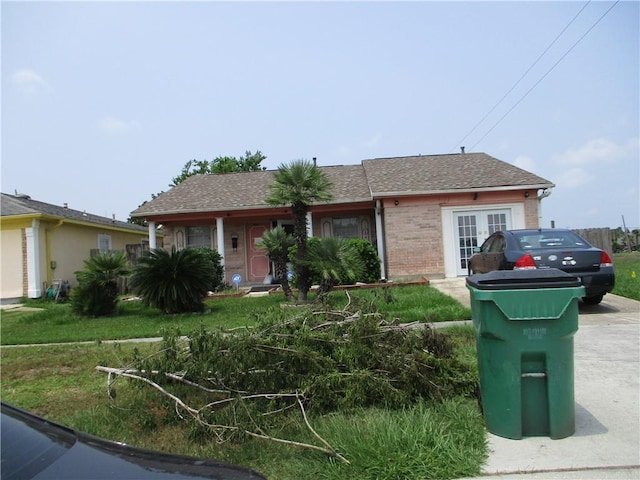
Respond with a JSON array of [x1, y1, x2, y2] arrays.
[[468, 228, 615, 304]]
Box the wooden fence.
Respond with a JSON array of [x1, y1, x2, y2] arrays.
[[573, 228, 612, 255]]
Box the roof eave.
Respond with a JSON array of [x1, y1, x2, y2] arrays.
[[131, 197, 375, 218], [372, 183, 555, 198]]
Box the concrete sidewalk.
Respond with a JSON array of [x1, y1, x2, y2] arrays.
[[430, 278, 640, 480]]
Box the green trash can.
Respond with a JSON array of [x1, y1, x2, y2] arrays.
[[466, 269, 585, 440]]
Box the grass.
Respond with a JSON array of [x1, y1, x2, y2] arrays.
[[1, 328, 484, 480], [1, 285, 471, 345], [612, 252, 640, 301], [0, 284, 483, 479]]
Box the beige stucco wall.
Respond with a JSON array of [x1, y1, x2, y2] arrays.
[[0, 218, 149, 300], [1, 228, 24, 299], [44, 221, 148, 287]]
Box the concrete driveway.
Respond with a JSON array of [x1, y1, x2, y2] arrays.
[[430, 278, 640, 479]]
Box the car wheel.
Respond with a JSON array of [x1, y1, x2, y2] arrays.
[[582, 295, 604, 305]]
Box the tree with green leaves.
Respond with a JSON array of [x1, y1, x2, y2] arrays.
[[129, 246, 219, 314], [257, 226, 295, 301], [72, 251, 130, 317], [265, 159, 333, 301], [170, 150, 267, 186]]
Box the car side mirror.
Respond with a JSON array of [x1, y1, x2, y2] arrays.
[[473, 246, 481, 253]]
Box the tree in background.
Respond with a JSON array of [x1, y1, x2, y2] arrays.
[[170, 150, 267, 186], [128, 150, 266, 225], [257, 226, 296, 301], [265, 160, 333, 302], [72, 251, 130, 317]]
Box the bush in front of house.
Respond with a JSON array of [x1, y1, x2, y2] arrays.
[[129, 246, 219, 314], [71, 251, 130, 317], [190, 247, 226, 292], [344, 238, 381, 283], [291, 237, 381, 289]]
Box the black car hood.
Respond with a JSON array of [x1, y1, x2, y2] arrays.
[[1, 403, 266, 480]]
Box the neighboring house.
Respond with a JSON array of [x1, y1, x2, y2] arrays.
[[0, 192, 158, 301], [130, 152, 554, 282]]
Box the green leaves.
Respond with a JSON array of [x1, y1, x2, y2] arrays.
[[265, 159, 334, 301], [129, 246, 220, 314], [71, 251, 130, 317]]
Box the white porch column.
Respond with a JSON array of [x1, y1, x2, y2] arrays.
[[306, 212, 313, 238], [26, 219, 42, 298], [216, 217, 225, 270], [147, 221, 157, 249], [375, 200, 387, 280]]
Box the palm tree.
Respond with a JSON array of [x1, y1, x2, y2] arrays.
[[265, 160, 333, 301], [72, 251, 130, 317], [257, 226, 295, 301], [308, 237, 364, 297], [129, 246, 217, 314]]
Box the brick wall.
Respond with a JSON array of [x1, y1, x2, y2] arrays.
[[384, 200, 443, 278]]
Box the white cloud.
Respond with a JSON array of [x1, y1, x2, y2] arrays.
[[12, 69, 50, 94], [513, 155, 535, 171], [98, 116, 140, 134], [553, 138, 627, 166], [555, 167, 594, 189]]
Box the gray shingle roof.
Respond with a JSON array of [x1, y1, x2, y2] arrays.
[[1, 193, 148, 232], [132, 164, 372, 216], [362, 153, 553, 195], [131, 153, 554, 217]]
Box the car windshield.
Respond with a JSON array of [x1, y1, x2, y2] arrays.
[[512, 231, 590, 250]]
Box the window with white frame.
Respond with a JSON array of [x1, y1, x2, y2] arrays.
[[187, 226, 212, 248], [98, 234, 112, 252]]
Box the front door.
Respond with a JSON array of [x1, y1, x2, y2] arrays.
[[454, 210, 510, 275], [247, 224, 270, 282]]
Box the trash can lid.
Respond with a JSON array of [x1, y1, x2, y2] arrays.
[[466, 268, 582, 290]]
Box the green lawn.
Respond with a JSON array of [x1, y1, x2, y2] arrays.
[[0, 285, 484, 480], [612, 252, 640, 301], [1, 285, 471, 345]]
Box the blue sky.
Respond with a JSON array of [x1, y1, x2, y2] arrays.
[[2, 1, 638, 229]]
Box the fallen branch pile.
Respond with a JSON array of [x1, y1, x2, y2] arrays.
[[96, 291, 475, 462]]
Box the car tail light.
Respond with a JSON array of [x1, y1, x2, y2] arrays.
[[514, 254, 537, 270], [600, 251, 613, 267]]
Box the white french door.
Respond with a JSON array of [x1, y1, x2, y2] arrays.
[[454, 210, 511, 276]]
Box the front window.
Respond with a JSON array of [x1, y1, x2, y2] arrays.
[[332, 217, 359, 239], [186, 226, 211, 248]]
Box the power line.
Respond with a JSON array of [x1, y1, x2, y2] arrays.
[[469, 0, 620, 151], [450, 1, 593, 153]]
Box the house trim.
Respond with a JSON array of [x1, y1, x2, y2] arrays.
[[25, 219, 42, 298], [441, 202, 526, 278]]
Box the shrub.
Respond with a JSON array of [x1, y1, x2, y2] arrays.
[[345, 238, 381, 283], [129, 246, 219, 314], [190, 247, 226, 292], [291, 237, 381, 290], [71, 251, 130, 317]]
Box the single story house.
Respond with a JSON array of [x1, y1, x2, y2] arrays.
[[0, 192, 159, 301], [130, 152, 554, 283]]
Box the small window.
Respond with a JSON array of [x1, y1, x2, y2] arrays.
[[187, 226, 211, 248], [98, 234, 112, 252]]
